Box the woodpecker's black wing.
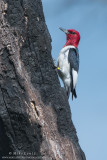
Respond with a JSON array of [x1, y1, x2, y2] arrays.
[[68, 48, 79, 72], [68, 48, 79, 100]]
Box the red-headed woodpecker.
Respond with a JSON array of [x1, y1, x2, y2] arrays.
[[57, 27, 80, 100]]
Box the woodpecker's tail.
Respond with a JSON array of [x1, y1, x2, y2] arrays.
[[72, 89, 77, 100]]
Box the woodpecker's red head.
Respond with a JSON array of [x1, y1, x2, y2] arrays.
[[59, 27, 80, 49]]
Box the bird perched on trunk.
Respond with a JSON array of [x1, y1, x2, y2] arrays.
[[57, 27, 80, 100]]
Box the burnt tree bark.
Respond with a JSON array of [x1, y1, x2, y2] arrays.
[[0, 0, 86, 160]]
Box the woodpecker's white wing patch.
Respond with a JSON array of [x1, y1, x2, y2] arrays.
[[72, 69, 78, 89]]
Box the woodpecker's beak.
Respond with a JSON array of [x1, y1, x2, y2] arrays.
[[59, 27, 69, 34]]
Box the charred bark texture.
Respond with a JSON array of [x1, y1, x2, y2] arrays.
[[0, 0, 86, 160]]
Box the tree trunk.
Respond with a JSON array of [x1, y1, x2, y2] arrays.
[[0, 0, 86, 160]]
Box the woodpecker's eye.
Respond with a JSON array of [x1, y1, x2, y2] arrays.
[[71, 32, 75, 35]]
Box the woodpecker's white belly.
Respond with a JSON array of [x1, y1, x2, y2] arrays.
[[58, 50, 70, 79]]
